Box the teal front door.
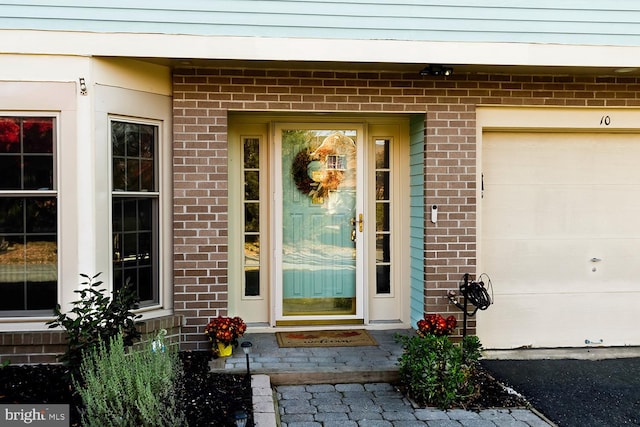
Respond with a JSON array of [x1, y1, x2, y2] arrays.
[[275, 125, 364, 322]]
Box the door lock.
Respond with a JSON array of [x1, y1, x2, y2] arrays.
[[350, 214, 364, 232]]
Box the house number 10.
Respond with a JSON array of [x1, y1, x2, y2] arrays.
[[600, 115, 611, 126]]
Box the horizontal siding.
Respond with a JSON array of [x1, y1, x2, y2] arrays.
[[409, 114, 425, 327], [2, 1, 640, 46]]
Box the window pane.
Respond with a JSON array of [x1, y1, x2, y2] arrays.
[[123, 199, 138, 231], [23, 118, 54, 153], [376, 171, 389, 200], [0, 283, 23, 310], [243, 138, 259, 168], [245, 268, 260, 297], [375, 139, 390, 169], [26, 198, 57, 233], [376, 265, 391, 294], [113, 158, 126, 191], [0, 237, 25, 286], [25, 234, 57, 310], [23, 155, 53, 190], [244, 171, 259, 200], [376, 234, 390, 263], [376, 202, 389, 232], [245, 203, 259, 232], [140, 127, 154, 158], [0, 118, 20, 153], [112, 122, 126, 156], [0, 198, 24, 233], [0, 156, 21, 189], [244, 235, 259, 266], [25, 235, 57, 265], [140, 160, 153, 191], [122, 233, 138, 261], [126, 124, 140, 156], [138, 199, 152, 230], [139, 232, 151, 265], [127, 159, 139, 191], [138, 267, 153, 302], [27, 280, 57, 310]]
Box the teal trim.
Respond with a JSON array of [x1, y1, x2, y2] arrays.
[[408, 114, 425, 328], [3, 1, 640, 46]]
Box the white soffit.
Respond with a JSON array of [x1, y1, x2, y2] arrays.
[[2, 30, 640, 71]]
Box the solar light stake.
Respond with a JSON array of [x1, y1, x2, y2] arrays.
[[241, 341, 253, 376], [233, 410, 248, 427]]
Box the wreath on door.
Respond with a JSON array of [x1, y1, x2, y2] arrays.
[[291, 132, 353, 200]]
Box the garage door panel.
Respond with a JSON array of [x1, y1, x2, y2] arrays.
[[484, 134, 595, 185], [478, 292, 639, 349], [483, 185, 640, 238], [484, 186, 587, 238], [482, 239, 595, 294], [484, 133, 640, 185], [591, 186, 640, 235], [480, 130, 640, 348], [485, 237, 640, 294]]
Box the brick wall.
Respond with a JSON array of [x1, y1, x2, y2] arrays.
[[172, 68, 640, 348], [0, 315, 182, 365]]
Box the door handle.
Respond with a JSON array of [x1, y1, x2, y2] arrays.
[[350, 214, 364, 232], [590, 257, 602, 263]]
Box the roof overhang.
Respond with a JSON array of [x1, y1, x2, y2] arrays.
[[3, 30, 640, 76]]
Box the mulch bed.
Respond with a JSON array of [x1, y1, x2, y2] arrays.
[[0, 351, 253, 427]]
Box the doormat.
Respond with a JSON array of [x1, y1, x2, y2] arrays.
[[276, 329, 377, 348]]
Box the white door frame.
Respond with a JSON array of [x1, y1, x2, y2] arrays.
[[272, 122, 366, 324]]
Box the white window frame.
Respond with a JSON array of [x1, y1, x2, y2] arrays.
[[0, 113, 59, 317], [109, 116, 161, 307]]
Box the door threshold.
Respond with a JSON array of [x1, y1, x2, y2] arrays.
[[276, 319, 364, 327]]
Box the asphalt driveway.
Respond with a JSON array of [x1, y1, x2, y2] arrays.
[[482, 357, 640, 427]]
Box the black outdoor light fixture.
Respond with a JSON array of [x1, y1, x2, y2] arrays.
[[241, 341, 253, 376], [420, 64, 453, 77]]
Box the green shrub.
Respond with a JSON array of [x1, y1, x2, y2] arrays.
[[46, 273, 141, 370], [462, 335, 483, 365], [396, 333, 482, 409], [74, 331, 185, 427]]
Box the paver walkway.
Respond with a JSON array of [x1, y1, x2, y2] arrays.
[[275, 382, 552, 427], [214, 329, 554, 427]]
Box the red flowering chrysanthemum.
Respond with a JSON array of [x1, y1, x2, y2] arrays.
[[204, 316, 247, 347], [416, 314, 457, 337]]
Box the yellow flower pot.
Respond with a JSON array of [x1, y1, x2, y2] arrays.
[[217, 342, 233, 357]]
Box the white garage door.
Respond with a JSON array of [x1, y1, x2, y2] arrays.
[[479, 131, 640, 349]]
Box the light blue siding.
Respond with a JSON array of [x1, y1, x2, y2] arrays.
[[409, 114, 425, 328], [2, 1, 640, 46]]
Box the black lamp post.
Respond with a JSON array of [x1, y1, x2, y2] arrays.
[[241, 341, 253, 376]]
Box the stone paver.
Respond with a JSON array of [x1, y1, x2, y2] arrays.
[[276, 383, 553, 427]]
